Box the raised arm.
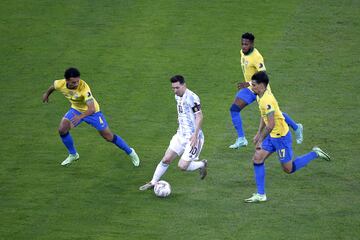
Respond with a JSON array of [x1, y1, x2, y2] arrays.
[[42, 85, 55, 103]]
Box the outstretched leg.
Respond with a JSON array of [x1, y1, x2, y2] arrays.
[[99, 127, 140, 166]]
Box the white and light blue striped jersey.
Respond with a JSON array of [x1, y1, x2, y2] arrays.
[[175, 89, 202, 138]]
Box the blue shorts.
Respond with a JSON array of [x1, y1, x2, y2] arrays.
[[261, 131, 293, 163], [236, 88, 257, 105], [64, 108, 108, 131]]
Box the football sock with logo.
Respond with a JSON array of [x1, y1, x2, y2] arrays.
[[112, 134, 132, 154], [282, 112, 298, 131], [230, 104, 245, 137], [60, 132, 77, 154], [254, 162, 266, 195], [151, 161, 169, 184], [291, 151, 318, 173], [186, 161, 205, 171]]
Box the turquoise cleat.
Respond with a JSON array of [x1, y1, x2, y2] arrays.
[[129, 148, 140, 167], [295, 123, 304, 144], [229, 137, 248, 149]]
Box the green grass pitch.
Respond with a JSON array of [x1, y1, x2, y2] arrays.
[[1, 0, 359, 239]]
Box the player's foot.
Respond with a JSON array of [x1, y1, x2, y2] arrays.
[[129, 148, 140, 167], [229, 137, 248, 149], [295, 123, 303, 144], [312, 147, 331, 161], [61, 153, 79, 166], [139, 182, 155, 191], [199, 159, 208, 180], [244, 193, 267, 203]]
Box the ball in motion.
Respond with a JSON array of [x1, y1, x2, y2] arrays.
[[154, 180, 171, 198]]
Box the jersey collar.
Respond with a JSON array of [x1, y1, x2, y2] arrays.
[[242, 47, 254, 56]]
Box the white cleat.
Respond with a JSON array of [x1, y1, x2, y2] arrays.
[[312, 147, 331, 161], [61, 153, 79, 166], [139, 182, 155, 191], [129, 148, 140, 167], [244, 193, 267, 203]]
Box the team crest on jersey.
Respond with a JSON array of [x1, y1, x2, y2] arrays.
[[87, 92, 91, 97], [266, 104, 272, 110], [259, 63, 264, 68]]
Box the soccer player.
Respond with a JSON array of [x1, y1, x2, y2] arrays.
[[229, 32, 303, 149], [42, 67, 140, 166], [244, 71, 331, 203], [139, 75, 208, 191]]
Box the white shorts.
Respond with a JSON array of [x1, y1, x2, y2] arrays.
[[168, 132, 204, 161]]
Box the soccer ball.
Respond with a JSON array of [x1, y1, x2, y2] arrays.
[[154, 180, 171, 198]]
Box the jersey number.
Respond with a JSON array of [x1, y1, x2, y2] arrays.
[[178, 105, 183, 113], [189, 146, 198, 155], [277, 149, 286, 158]]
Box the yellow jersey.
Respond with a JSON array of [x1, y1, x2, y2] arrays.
[[257, 89, 288, 138], [54, 79, 100, 113], [240, 48, 266, 83]]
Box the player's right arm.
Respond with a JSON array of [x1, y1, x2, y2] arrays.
[[42, 85, 55, 103]]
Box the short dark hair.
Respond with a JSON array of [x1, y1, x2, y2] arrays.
[[251, 71, 269, 87], [64, 67, 80, 79], [170, 75, 185, 84], [242, 32, 255, 42]]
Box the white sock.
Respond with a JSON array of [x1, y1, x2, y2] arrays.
[[151, 162, 169, 184], [186, 161, 205, 171]]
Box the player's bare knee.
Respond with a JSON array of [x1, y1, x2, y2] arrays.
[[252, 155, 264, 165], [103, 134, 113, 142], [282, 166, 292, 174], [177, 163, 187, 171], [100, 130, 113, 142], [58, 127, 69, 136], [162, 158, 172, 165]]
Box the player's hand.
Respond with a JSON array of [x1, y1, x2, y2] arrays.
[[237, 82, 250, 90], [71, 115, 82, 126], [253, 133, 260, 145], [42, 93, 49, 103], [255, 140, 262, 150], [190, 134, 198, 147]]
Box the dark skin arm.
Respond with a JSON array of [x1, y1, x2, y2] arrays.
[[42, 85, 55, 103]]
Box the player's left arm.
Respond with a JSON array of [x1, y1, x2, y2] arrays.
[[255, 55, 266, 72], [190, 102, 203, 147]]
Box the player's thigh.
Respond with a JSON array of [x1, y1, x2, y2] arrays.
[[234, 88, 256, 108], [84, 111, 108, 131], [274, 133, 293, 164], [180, 133, 204, 163], [167, 134, 186, 158]]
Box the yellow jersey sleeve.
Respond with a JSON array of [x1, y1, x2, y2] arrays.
[[258, 90, 288, 138], [81, 82, 95, 103]]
